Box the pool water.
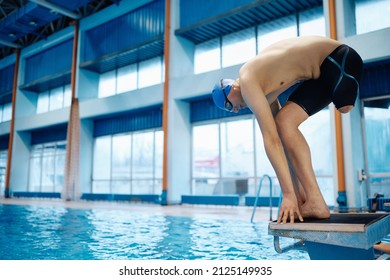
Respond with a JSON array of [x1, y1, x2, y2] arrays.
[[0, 204, 309, 260]]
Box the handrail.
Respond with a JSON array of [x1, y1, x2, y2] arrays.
[[251, 174, 280, 222], [273, 236, 306, 254]]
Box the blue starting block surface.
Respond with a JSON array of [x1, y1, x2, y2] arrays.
[[268, 213, 390, 260]]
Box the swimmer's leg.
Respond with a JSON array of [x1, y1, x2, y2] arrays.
[[287, 159, 307, 207], [272, 100, 307, 206], [275, 101, 330, 219]]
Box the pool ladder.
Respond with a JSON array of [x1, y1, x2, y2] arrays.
[[251, 175, 306, 254], [250, 174, 281, 223]]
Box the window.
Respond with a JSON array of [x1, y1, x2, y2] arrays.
[[92, 136, 111, 193], [98, 70, 116, 98], [258, 16, 297, 51], [112, 134, 131, 194], [55, 142, 66, 189], [112, 134, 132, 180], [192, 118, 262, 196], [49, 87, 64, 111], [193, 7, 323, 73], [154, 130, 163, 179], [98, 56, 164, 98], [37, 91, 49, 114], [194, 38, 221, 74], [220, 118, 254, 178], [138, 57, 163, 88], [356, 0, 390, 34], [132, 131, 155, 193], [92, 129, 163, 195], [117, 64, 137, 94], [64, 85, 72, 107], [0, 150, 7, 193], [36, 85, 71, 114], [192, 112, 335, 206], [192, 124, 219, 195], [29, 146, 42, 192], [219, 118, 255, 196], [222, 28, 256, 68], [363, 104, 390, 197], [28, 141, 66, 192], [299, 6, 326, 36], [41, 143, 56, 191], [0, 103, 12, 123]]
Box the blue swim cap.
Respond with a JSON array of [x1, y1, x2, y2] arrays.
[[212, 79, 234, 110]]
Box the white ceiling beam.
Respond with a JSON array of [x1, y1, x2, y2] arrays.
[[0, 39, 22, 48], [29, 0, 81, 19]]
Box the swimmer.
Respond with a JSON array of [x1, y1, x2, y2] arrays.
[[211, 36, 363, 224]]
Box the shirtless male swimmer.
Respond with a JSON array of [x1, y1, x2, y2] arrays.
[[211, 36, 363, 224]]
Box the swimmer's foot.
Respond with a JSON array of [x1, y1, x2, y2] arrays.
[[300, 201, 330, 220]]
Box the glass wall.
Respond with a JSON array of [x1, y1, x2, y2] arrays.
[[98, 71, 116, 98], [194, 38, 220, 74], [192, 110, 334, 205], [92, 129, 163, 195], [28, 141, 66, 192], [0, 150, 7, 195], [98, 56, 164, 98], [299, 6, 326, 36], [363, 101, 390, 197], [192, 123, 220, 195], [194, 6, 325, 74], [0, 103, 12, 123], [355, 0, 390, 34], [117, 64, 138, 93], [258, 15, 297, 51], [222, 27, 256, 68], [36, 85, 71, 114]]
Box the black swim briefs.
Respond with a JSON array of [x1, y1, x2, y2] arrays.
[[287, 44, 363, 116]]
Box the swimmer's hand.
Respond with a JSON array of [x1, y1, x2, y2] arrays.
[[277, 197, 304, 224]]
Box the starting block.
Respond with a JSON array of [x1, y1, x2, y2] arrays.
[[268, 213, 390, 260]]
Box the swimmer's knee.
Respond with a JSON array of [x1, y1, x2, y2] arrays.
[[337, 105, 353, 113], [275, 112, 298, 139], [275, 112, 288, 132]]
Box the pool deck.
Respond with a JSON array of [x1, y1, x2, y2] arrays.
[[0, 197, 276, 222]]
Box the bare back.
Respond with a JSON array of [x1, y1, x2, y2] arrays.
[[239, 36, 342, 103]]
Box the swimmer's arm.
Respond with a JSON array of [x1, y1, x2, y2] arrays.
[[270, 99, 281, 118], [240, 76, 302, 223]]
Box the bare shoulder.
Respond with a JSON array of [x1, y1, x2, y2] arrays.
[[262, 36, 341, 55], [242, 36, 341, 69], [269, 35, 339, 47]]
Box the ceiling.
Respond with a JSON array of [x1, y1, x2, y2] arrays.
[[1, 0, 324, 60], [0, 0, 119, 60], [175, 0, 323, 44]]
